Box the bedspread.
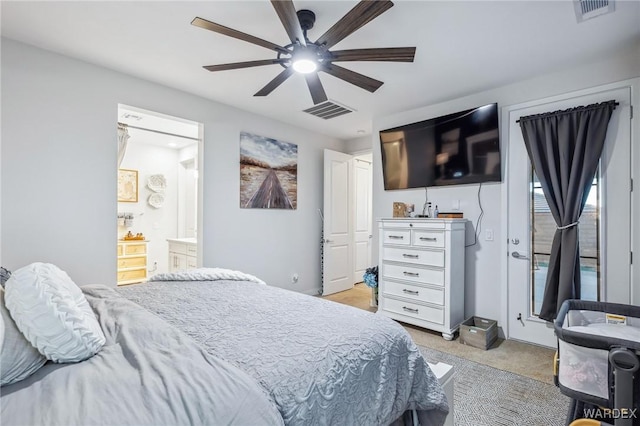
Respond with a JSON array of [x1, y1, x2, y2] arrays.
[[0, 285, 284, 426], [119, 278, 448, 426]]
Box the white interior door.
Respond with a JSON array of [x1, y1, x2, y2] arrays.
[[353, 157, 372, 283], [506, 86, 632, 347], [323, 149, 354, 295]]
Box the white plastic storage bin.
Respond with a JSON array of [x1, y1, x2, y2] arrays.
[[554, 300, 640, 410]]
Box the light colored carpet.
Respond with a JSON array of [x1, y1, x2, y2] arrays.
[[406, 325, 556, 385], [324, 284, 570, 424], [323, 283, 556, 385], [419, 345, 570, 426]]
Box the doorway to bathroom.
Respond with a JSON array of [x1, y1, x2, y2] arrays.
[[116, 104, 202, 285]]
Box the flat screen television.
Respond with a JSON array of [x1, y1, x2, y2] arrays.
[[379, 103, 501, 190]]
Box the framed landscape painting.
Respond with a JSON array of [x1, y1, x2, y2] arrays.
[[240, 131, 297, 209]]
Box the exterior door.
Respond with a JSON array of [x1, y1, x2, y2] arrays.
[[506, 86, 632, 347], [322, 149, 354, 295], [353, 157, 372, 283]]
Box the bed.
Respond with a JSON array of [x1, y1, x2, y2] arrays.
[[1, 268, 449, 426]]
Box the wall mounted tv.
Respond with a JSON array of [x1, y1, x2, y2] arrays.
[[379, 103, 501, 190]]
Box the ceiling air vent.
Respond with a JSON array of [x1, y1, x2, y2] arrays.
[[574, 0, 614, 22], [303, 101, 355, 120]]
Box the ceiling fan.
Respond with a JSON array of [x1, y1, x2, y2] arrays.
[[191, 0, 416, 105]]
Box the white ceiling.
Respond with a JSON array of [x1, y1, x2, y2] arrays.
[[2, 1, 639, 140]]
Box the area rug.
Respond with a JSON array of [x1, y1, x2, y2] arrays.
[[419, 345, 570, 426]]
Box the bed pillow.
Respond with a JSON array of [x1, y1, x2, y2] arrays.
[[0, 267, 11, 287], [0, 287, 47, 386], [4, 263, 106, 363]]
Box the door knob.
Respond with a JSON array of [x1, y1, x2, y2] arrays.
[[511, 251, 530, 260]]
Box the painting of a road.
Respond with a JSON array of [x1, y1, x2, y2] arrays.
[[240, 131, 297, 209]]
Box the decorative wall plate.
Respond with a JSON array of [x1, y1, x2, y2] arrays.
[[148, 193, 164, 209], [147, 174, 166, 192]]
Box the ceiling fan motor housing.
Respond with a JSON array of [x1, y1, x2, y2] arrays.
[[296, 9, 316, 32]]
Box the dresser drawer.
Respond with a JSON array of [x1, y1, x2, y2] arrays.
[[117, 244, 123, 256], [382, 229, 410, 245], [384, 298, 444, 324], [117, 268, 147, 282], [125, 243, 147, 255], [413, 230, 445, 248], [186, 244, 197, 256], [384, 281, 444, 305], [117, 256, 146, 269], [383, 263, 444, 286], [383, 221, 445, 230], [382, 246, 444, 267], [186, 256, 197, 269]]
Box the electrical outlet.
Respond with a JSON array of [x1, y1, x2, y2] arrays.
[[452, 200, 460, 210], [485, 229, 494, 241]]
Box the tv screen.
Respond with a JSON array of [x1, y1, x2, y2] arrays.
[[379, 103, 501, 190]]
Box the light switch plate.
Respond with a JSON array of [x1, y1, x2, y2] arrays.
[[485, 229, 494, 241]]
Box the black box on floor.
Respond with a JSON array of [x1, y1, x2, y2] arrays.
[[459, 316, 498, 350]]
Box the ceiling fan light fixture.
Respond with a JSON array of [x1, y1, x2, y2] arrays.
[[292, 58, 317, 74]]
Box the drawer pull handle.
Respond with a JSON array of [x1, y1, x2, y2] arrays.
[[420, 237, 437, 241], [402, 289, 419, 295], [403, 271, 419, 277], [402, 306, 419, 313], [402, 254, 419, 258], [388, 235, 404, 239]]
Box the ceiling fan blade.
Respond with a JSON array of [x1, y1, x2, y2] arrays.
[[304, 72, 328, 105], [271, 1, 307, 47], [315, 0, 394, 50], [330, 47, 416, 62], [254, 67, 295, 97], [192, 17, 288, 54], [321, 63, 383, 93], [203, 59, 285, 72]]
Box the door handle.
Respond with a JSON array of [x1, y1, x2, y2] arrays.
[[512, 251, 530, 260], [324, 239, 333, 244]]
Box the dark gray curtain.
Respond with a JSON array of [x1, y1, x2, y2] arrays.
[[519, 101, 616, 322]]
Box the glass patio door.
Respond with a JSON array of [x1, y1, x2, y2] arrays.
[[506, 86, 631, 347]]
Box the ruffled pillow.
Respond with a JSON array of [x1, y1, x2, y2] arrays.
[[0, 287, 47, 386], [0, 267, 11, 287], [4, 263, 106, 363]]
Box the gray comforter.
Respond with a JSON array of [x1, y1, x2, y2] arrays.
[[119, 279, 449, 426], [0, 285, 284, 426]]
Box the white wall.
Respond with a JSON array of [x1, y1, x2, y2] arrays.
[[1, 38, 344, 295], [176, 145, 198, 239], [118, 142, 180, 275], [372, 43, 640, 326], [344, 136, 373, 154]]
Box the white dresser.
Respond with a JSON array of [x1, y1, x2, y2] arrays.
[[117, 240, 148, 286], [167, 238, 198, 272], [377, 218, 466, 340]]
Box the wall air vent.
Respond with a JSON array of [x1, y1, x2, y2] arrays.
[[303, 100, 355, 120], [574, 0, 614, 22]]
